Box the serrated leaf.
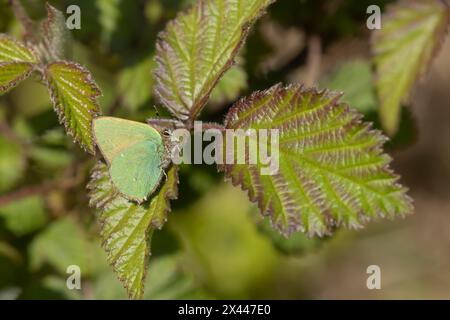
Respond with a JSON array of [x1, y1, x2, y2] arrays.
[[44, 61, 101, 154], [41, 3, 70, 61], [154, 0, 274, 120], [0, 35, 37, 94], [0, 35, 37, 63], [87, 162, 179, 299], [372, 0, 450, 135], [223, 84, 413, 237]]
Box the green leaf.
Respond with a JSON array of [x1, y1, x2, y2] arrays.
[[29, 217, 98, 276], [0, 35, 37, 63], [0, 196, 48, 237], [87, 162, 179, 299], [0, 134, 25, 193], [210, 63, 247, 105], [223, 84, 413, 237], [154, 0, 274, 120], [320, 59, 377, 114], [117, 56, 156, 111], [372, 0, 450, 135], [0, 35, 37, 94], [44, 61, 102, 154], [41, 3, 71, 61]]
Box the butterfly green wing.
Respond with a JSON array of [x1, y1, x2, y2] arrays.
[[110, 140, 163, 201], [93, 117, 163, 162], [93, 116, 165, 201]]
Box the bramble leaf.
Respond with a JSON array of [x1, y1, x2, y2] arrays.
[[44, 61, 101, 154], [41, 4, 70, 61], [223, 84, 413, 237], [0, 35, 37, 94], [87, 162, 179, 299], [372, 0, 450, 135], [154, 0, 274, 120], [0, 35, 37, 63]]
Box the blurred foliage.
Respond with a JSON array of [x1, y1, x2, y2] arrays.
[[320, 59, 377, 114], [0, 0, 424, 299]]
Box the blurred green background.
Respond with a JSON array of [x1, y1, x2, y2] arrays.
[[1, 0, 450, 299]]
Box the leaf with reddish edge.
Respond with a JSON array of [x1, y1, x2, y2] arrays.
[[87, 162, 179, 299], [154, 0, 274, 121], [44, 61, 101, 154], [372, 0, 450, 135], [222, 84, 413, 237], [0, 34, 37, 94]]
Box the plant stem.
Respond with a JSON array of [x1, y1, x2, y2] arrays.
[[200, 122, 226, 131], [8, 0, 38, 42], [147, 118, 226, 132], [147, 117, 186, 129]]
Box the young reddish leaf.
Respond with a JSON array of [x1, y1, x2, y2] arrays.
[[0, 35, 37, 94], [44, 61, 101, 154], [87, 162, 179, 299], [372, 0, 450, 135], [154, 0, 274, 121], [41, 3, 70, 61], [223, 84, 413, 237]]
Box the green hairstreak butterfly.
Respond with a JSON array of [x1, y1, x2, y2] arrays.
[[93, 116, 169, 202]]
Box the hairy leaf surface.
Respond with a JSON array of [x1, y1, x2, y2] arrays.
[[372, 0, 450, 135], [223, 84, 413, 236], [88, 162, 179, 299], [154, 0, 274, 120], [41, 4, 70, 61], [45, 61, 101, 154]]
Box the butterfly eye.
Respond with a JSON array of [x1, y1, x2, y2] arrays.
[[162, 129, 171, 137]]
